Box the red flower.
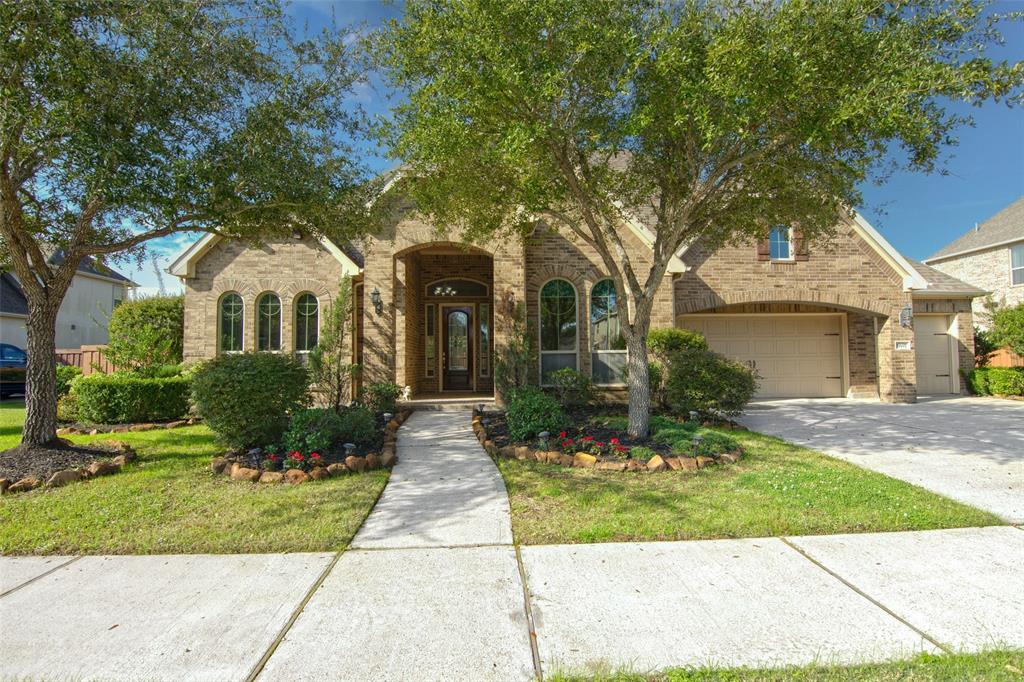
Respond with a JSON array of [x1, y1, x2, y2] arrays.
[[310, 452, 321, 460], [269, 455, 279, 461], [562, 439, 573, 446], [582, 435, 594, 442], [559, 431, 567, 438], [610, 437, 620, 445], [294, 453, 305, 462], [615, 445, 629, 453], [595, 442, 605, 448]]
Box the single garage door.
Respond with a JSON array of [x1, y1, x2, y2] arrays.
[[914, 315, 956, 395], [679, 315, 844, 398]]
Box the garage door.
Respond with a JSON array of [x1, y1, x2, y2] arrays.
[[914, 315, 956, 395], [678, 315, 844, 398]]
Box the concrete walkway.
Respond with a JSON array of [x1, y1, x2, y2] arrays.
[[2, 409, 1023, 681], [740, 396, 1024, 523]]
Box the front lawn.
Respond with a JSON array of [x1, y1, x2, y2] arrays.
[[0, 401, 388, 555], [498, 415, 999, 544], [549, 649, 1024, 681]]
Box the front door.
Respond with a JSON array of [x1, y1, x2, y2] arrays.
[[443, 307, 472, 391]]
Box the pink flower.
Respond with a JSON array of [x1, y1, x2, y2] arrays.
[[610, 438, 620, 445]]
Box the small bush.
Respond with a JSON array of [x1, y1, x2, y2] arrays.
[[283, 408, 344, 455], [74, 375, 191, 423], [506, 386, 566, 441], [55, 365, 82, 398], [629, 446, 658, 462], [973, 326, 997, 367], [662, 346, 759, 417], [647, 328, 709, 357], [359, 381, 402, 416], [547, 368, 595, 407], [336, 406, 377, 447], [966, 367, 1024, 396], [991, 303, 1024, 357], [192, 353, 309, 450], [56, 393, 79, 422]]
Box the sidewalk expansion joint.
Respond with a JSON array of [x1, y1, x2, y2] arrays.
[[0, 556, 81, 600], [778, 537, 951, 654], [349, 542, 512, 552], [244, 550, 344, 682], [515, 545, 545, 681]]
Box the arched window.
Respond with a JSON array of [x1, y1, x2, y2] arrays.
[[590, 279, 626, 384], [256, 293, 282, 351], [219, 292, 244, 353], [539, 279, 577, 384], [294, 293, 319, 352]]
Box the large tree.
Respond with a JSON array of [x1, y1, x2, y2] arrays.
[[375, 0, 1021, 436], [1, 0, 371, 446]]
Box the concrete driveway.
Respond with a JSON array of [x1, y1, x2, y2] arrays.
[[740, 396, 1024, 523]]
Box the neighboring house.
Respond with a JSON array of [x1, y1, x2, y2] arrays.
[[0, 252, 135, 350], [170, 188, 984, 403], [923, 196, 1024, 329]]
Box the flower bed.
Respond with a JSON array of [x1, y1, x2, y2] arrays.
[[211, 408, 411, 485], [0, 440, 137, 495], [473, 408, 743, 473]]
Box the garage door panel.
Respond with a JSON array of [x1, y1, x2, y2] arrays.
[[915, 316, 955, 395], [680, 314, 844, 399]]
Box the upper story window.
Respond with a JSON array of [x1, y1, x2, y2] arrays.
[[539, 279, 578, 384], [294, 293, 319, 352], [769, 226, 793, 260], [256, 293, 282, 351], [219, 292, 244, 353], [1012, 244, 1024, 286]]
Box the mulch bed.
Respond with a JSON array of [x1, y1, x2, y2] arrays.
[[0, 440, 123, 482]]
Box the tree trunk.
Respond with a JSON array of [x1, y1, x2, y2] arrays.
[[625, 332, 651, 438], [21, 301, 61, 446]]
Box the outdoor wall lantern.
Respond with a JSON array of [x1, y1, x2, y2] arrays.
[[899, 304, 913, 329], [370, 287, 384, 315]]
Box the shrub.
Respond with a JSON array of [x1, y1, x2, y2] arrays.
[[56, 393, 79, 422], [494, 302, 535, 395], [647, 327, 709, 357], [104, 295, 184, 375], [966, 367, 1024, 396], [192, 353, 309, 450], [55, 364, 82, 398], [628, 445, 658, 462], [991, 303, 1024, 357], [74, 375, 191, 423], [662, 346, 759, 417], [547, 367, 595, 407], [973, 326, 997, 367], [506, 386, 566, 441], [283, 408, 344, 455], [336, 406, 377, 447], [359, 381, 402, 416]]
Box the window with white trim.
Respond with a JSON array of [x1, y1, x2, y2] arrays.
[[294, 293, 319, 352], [539, 279, 578, 383], [1012, 243, 1024, 286], [590, 279, 626, 384], [769, 226, 793, 260], [219, 292, 243, 353], [256, 293, 282, 351]]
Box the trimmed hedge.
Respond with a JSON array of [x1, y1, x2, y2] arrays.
[[74, 374, 191, 424], [965, 367, 1024, 397], [191, 352, 309, 450]]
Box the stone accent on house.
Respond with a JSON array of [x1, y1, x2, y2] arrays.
[[927, 243, 1024, 328]]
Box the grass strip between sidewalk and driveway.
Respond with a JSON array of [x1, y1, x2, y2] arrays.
[[497, 417, 1000, 545], [548, 649, 1024, 681], [0, 401, 388, 555]]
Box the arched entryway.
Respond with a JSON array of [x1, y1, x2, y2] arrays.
[[395, 243, 495, 398]]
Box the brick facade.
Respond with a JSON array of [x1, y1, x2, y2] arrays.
[[181, 211, 977, 404], [927, 242, 1024, 328]]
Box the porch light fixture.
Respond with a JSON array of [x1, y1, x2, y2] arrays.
[[899, 304, 913, 329], [434, 285, 457, 297], [370, 287, 384, 315]]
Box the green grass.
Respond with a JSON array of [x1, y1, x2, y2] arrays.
[[549, 649, 1024, 681], [0, 400, 388, 555], [498, 416, 1000, 544]]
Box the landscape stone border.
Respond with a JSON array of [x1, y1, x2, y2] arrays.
[[57, 418, 199, 436], [472, 411, 741, 473], [0, 440, 137, 496], [212, 409, 412, 486]]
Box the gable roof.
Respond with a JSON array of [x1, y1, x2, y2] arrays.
[[167, 233, 362, 279], [924, 196, 1024, 263], [0, 273, 29, 317], [906, 260, 987, 297], [46, 249, 136, 285]]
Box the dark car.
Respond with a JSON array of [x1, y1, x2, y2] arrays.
[[0, 343, 27, 398]]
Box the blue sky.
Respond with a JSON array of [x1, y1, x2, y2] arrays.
[[132, 0, 1024, 295]]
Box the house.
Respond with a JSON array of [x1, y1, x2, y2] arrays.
[[0, 252, 135, 350], [923, 196, 1024, 328], [169, 190, 984, 403]]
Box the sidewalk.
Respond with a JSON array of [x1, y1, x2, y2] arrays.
[[1, 409, 1022, 681]]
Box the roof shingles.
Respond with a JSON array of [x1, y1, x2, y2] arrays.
[[925, 196, 1024, 262]]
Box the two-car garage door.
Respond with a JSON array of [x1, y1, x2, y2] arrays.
[[678, 315, 844, 398]]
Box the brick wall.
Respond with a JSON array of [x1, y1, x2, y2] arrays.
[[928, 243, 1023, 328]]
